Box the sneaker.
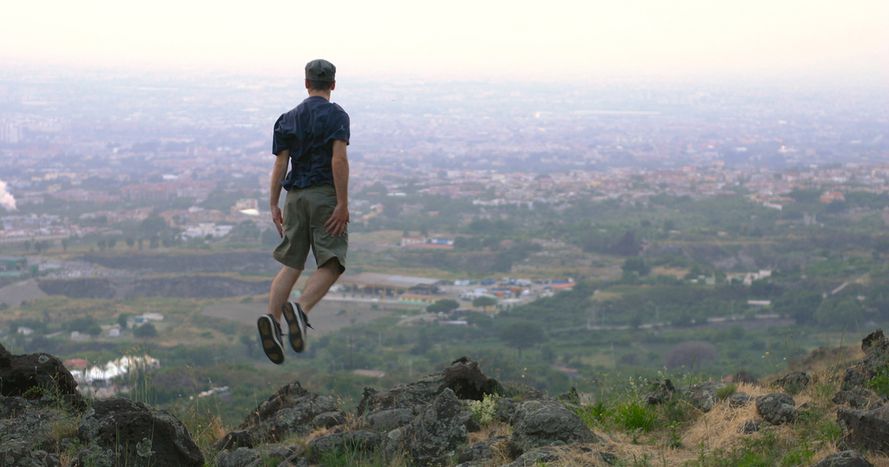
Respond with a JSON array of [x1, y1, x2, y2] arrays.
[[257, 314, 284, 364], [282, 301, 313, 352]]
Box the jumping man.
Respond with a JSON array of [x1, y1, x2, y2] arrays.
[[258, 59, 350, 364]]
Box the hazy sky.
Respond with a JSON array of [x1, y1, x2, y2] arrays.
[[2, 0, 888, 82]]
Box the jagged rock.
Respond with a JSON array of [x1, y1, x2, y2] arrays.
[[686, 381, 727, 412], [214, 430, 254, 451], [455, 435, 508, 464], [728, 392, 752, 408], [776, 371, 811, 395], [813, 450, 873, 467], [311, 411, 346, 429], [833, 388, 881, 410], [401, 388, 470, 466], [494, 397, 516, 423], [364, 407, 414, 432], [509, 399, 598, 455], [0, 343, 83, 408], [214, 447, 261, 467], [842, 329, 889, 391], [755, 393, 797, 425], [599, 451, 618, 464], [0, 395, 78, 467], [231, 381, 337, 443], [503, 446, 561, 467], [357, 358, 501, 417], [837, 405, 889, 453], [307, 431, 381, 463], [501, 383, 546, 401], [646, 379, 677, 405], [77, 397, 203, 467], [741, 419, 760, 434]]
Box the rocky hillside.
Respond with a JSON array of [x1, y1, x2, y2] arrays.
[[1, 331, 888, 466]]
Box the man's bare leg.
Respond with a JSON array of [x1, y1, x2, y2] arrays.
[[296, 260, 342, 314], [268, 266, 302, 322]]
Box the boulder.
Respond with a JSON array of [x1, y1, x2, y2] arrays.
[[728, 392, 752, 408], [755, 393, 797, 425], [686, 381, 727, 412], [357, 358, 501, 417], [214, 447, 261, 467], [494, 397, 517, 423], [401, 388, 470, 466], [813, 450, 873, 467], [837, 405, 889, 453], [509, 399, 598, 455], [77, 397, 204, 467], [311, 411, 346, 429], [776, 371, 811, 395], [503, 447, 561, 467], [230, 381, 337, 444], [307, 431, 381, 463], [842, 330, 889, 391], [0, 396, 72, 467], [833, 388, 880, 410], [0, 343, 83, 408], [214, 430, 253, 451], [740, 420, 760, 434], [364, 407, 414, 432]]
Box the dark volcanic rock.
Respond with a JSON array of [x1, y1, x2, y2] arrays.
[[728, 392, 752, 408], [503, 447, 561, 467], [214, 447, 261, 467], [0, 343, 83, 407], [756, 393, 797, 425], [358, 358, 501, 417], [813, 450, 874, 467], [686, 381, 727, 412], [364, 407, 414, 432], [232, 381, 337, 444], [842, 329, 889, 391], [837, 405, 889, 453], [455, 436, 508, 464], [401, 388, 471, 466], [509, 399, 598, 455], [776, 371, 811, 395], [307, 431, 381, 463], [833, 388, 881, 410], [214, 430, 254, 451], [646, 379, 677, 405], [77, 397, 203, 467], [494, 397, 517, 423], [311, 411, 346, 429], [0, 396, 72, 467], [741, 419, 760, 434]]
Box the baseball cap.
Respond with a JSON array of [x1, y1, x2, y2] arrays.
[[305, 59, 336, 82]]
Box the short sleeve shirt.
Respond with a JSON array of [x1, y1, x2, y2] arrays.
[[272, 96, 350, 190]]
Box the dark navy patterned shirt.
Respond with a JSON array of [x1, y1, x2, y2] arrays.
[[272, 96, 350, 190]]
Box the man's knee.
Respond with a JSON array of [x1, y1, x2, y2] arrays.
[[319, 258, 345, 276]]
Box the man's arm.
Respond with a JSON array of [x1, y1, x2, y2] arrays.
[[270, 150, 289, 237], [324, 140, 349, 236]]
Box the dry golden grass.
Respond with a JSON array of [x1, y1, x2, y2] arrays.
[[682, 382, 807, 450]]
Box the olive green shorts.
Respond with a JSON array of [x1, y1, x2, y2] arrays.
[[273, 185, 347, 273]]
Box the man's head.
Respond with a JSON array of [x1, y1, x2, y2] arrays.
[[305, 59, 336, 92]]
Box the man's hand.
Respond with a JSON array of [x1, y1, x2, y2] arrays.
[[271, 205, 284, 237], [324, 203, 349, 236]]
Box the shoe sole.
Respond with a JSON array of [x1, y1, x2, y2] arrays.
[[257, 316, 284, 364], [282, 302, 306, 353]]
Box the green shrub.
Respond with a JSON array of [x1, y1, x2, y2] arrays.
[[467, 393, 499, 426], [716, 384, 737, 400], [867, 365, 889, 398], [576, 401, 611, 429], [613, 400, 657, 433]]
